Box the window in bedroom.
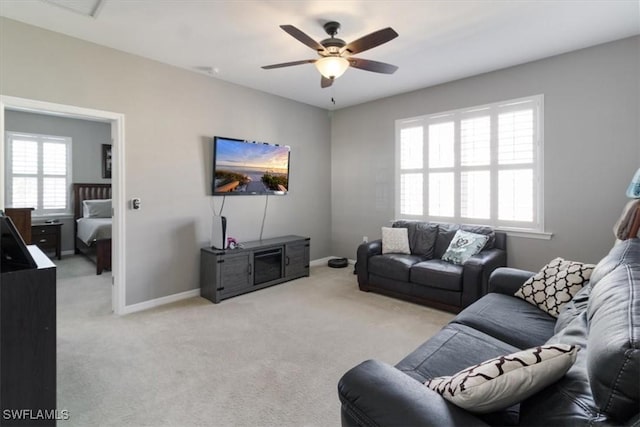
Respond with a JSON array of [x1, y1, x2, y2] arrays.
[[395, 95, 544, 234], [5, 131, 73, 216]]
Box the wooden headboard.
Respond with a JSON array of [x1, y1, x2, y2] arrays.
[[73, 183, 112, 220]]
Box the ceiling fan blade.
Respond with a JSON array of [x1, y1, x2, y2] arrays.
[[321, 76, 333, 88], [280, 25, 327, 53], [349, 57, 398, 74], [343, 27, 398, 55], [262, 59, 317, 69]]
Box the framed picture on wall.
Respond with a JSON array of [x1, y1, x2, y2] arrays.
[[102, 144, 112, 179]]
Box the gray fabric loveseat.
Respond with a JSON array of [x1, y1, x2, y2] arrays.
[[339, 239, 640, 426], [356, 221, 507, 312]]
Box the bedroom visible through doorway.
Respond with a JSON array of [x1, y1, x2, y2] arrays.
[[0, 95, 126, 314]]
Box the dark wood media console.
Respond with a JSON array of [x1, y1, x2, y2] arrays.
[[1, 246, 56, 426], [200, 235, 310, 303]]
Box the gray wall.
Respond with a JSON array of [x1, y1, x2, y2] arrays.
[[331, 36, 640, 271], [4, 110, 112, 252], [0, 18, 332, 306]]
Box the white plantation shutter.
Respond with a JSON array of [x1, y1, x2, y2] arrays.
[[428, 122, 454, 168], [396, 95, 543, 232], [400, 173, 423, 215], [461, 170, 490, 219], [460, 115, 490, 166], [428, 172, 454, 217], [499, 109, 534, 164], [12, 139, 38, 174], [398, 126, 424, 215], [5, 132, 72, 215], [400, 126, 423, 170], [10, 138, 39, 208], [499, 169, 533, 221], [12, 177, 38, 208]]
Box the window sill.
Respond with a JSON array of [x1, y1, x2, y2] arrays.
[[497, 228, 553, 240]]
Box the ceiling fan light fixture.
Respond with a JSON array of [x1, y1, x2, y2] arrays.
[[315, 56, 349, 80]]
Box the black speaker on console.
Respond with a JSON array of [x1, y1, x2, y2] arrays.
[[211, 216, 227, 249]]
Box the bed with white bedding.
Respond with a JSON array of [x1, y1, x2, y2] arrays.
[[73, 183, 112, 275], [76, 217, 112, 245]]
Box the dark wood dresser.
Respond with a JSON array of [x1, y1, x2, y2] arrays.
[[4, 207, 34, 244]]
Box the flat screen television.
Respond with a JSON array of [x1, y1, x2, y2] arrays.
[[212, 136, 290, 195]]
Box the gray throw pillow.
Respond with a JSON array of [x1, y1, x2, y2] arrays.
[[83, 199, 112, 218]]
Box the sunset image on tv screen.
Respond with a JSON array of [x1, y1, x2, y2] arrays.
[[214, 138, 290, 194]]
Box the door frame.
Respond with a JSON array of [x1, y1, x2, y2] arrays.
[[0, 95, 126, 315]]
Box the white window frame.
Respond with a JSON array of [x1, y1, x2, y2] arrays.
[[395, 95, 548, 237], [5, 131, 73, 217]]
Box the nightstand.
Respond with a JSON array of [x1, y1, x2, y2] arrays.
[[31, 223, 63, 260]]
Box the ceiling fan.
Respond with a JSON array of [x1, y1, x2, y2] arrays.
[[262, 21, 399, 88]]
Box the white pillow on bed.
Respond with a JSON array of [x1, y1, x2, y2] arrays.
[[83, 199, 112, 218]]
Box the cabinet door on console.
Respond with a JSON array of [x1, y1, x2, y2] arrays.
[[284, 240, 310, 279], [219, 252, 252, 295]]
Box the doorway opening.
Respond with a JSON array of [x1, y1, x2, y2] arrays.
[[0, 95, 126, 314]]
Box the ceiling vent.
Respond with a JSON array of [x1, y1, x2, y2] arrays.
[[42, 0, 105, 18]]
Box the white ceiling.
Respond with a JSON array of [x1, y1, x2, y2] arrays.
[[1, 0, 639, 110]]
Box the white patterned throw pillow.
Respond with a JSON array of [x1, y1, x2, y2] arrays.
[[514, 258, 595, 318], [441, 230, 489, 265], [381, 227, 410, 254], [425, 344, 578, 413]]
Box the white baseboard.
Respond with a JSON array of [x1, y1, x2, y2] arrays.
[[120, 257, 356, 315], [62, 249, 75, 256], [120, 288, 201, 315]]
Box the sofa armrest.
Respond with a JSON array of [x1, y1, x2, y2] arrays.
[[461, 248, 507, 308], [356, 240, 382, 289], [338, 359, 489, 427], [488, 267, 536, 296]]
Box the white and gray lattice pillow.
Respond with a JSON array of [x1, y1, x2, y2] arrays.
[[514, 257, 595, 317], [425, 344, 578, 413]]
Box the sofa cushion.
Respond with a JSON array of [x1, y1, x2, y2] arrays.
[[520, 239, 640, 426], [397, 323, 520, 383], [441, 230, 489, 265], [382, 226, 411, 254], [519, 307, 595, 425], [369, 254, 424, 282], [554, 283, 591, 334], [461, 224, 496, 250], [585, 239, 640, 422], [393, 220, 439, 258], [514, 257, 595, 318], [411, 260, 463, 291], [452, 293, 556, 349], [425, 344, 578, 414], [434, 224, 460, 259], [396, 323, 521, 426]]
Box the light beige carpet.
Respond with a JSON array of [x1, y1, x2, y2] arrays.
[[55, 256, 453, 426]]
